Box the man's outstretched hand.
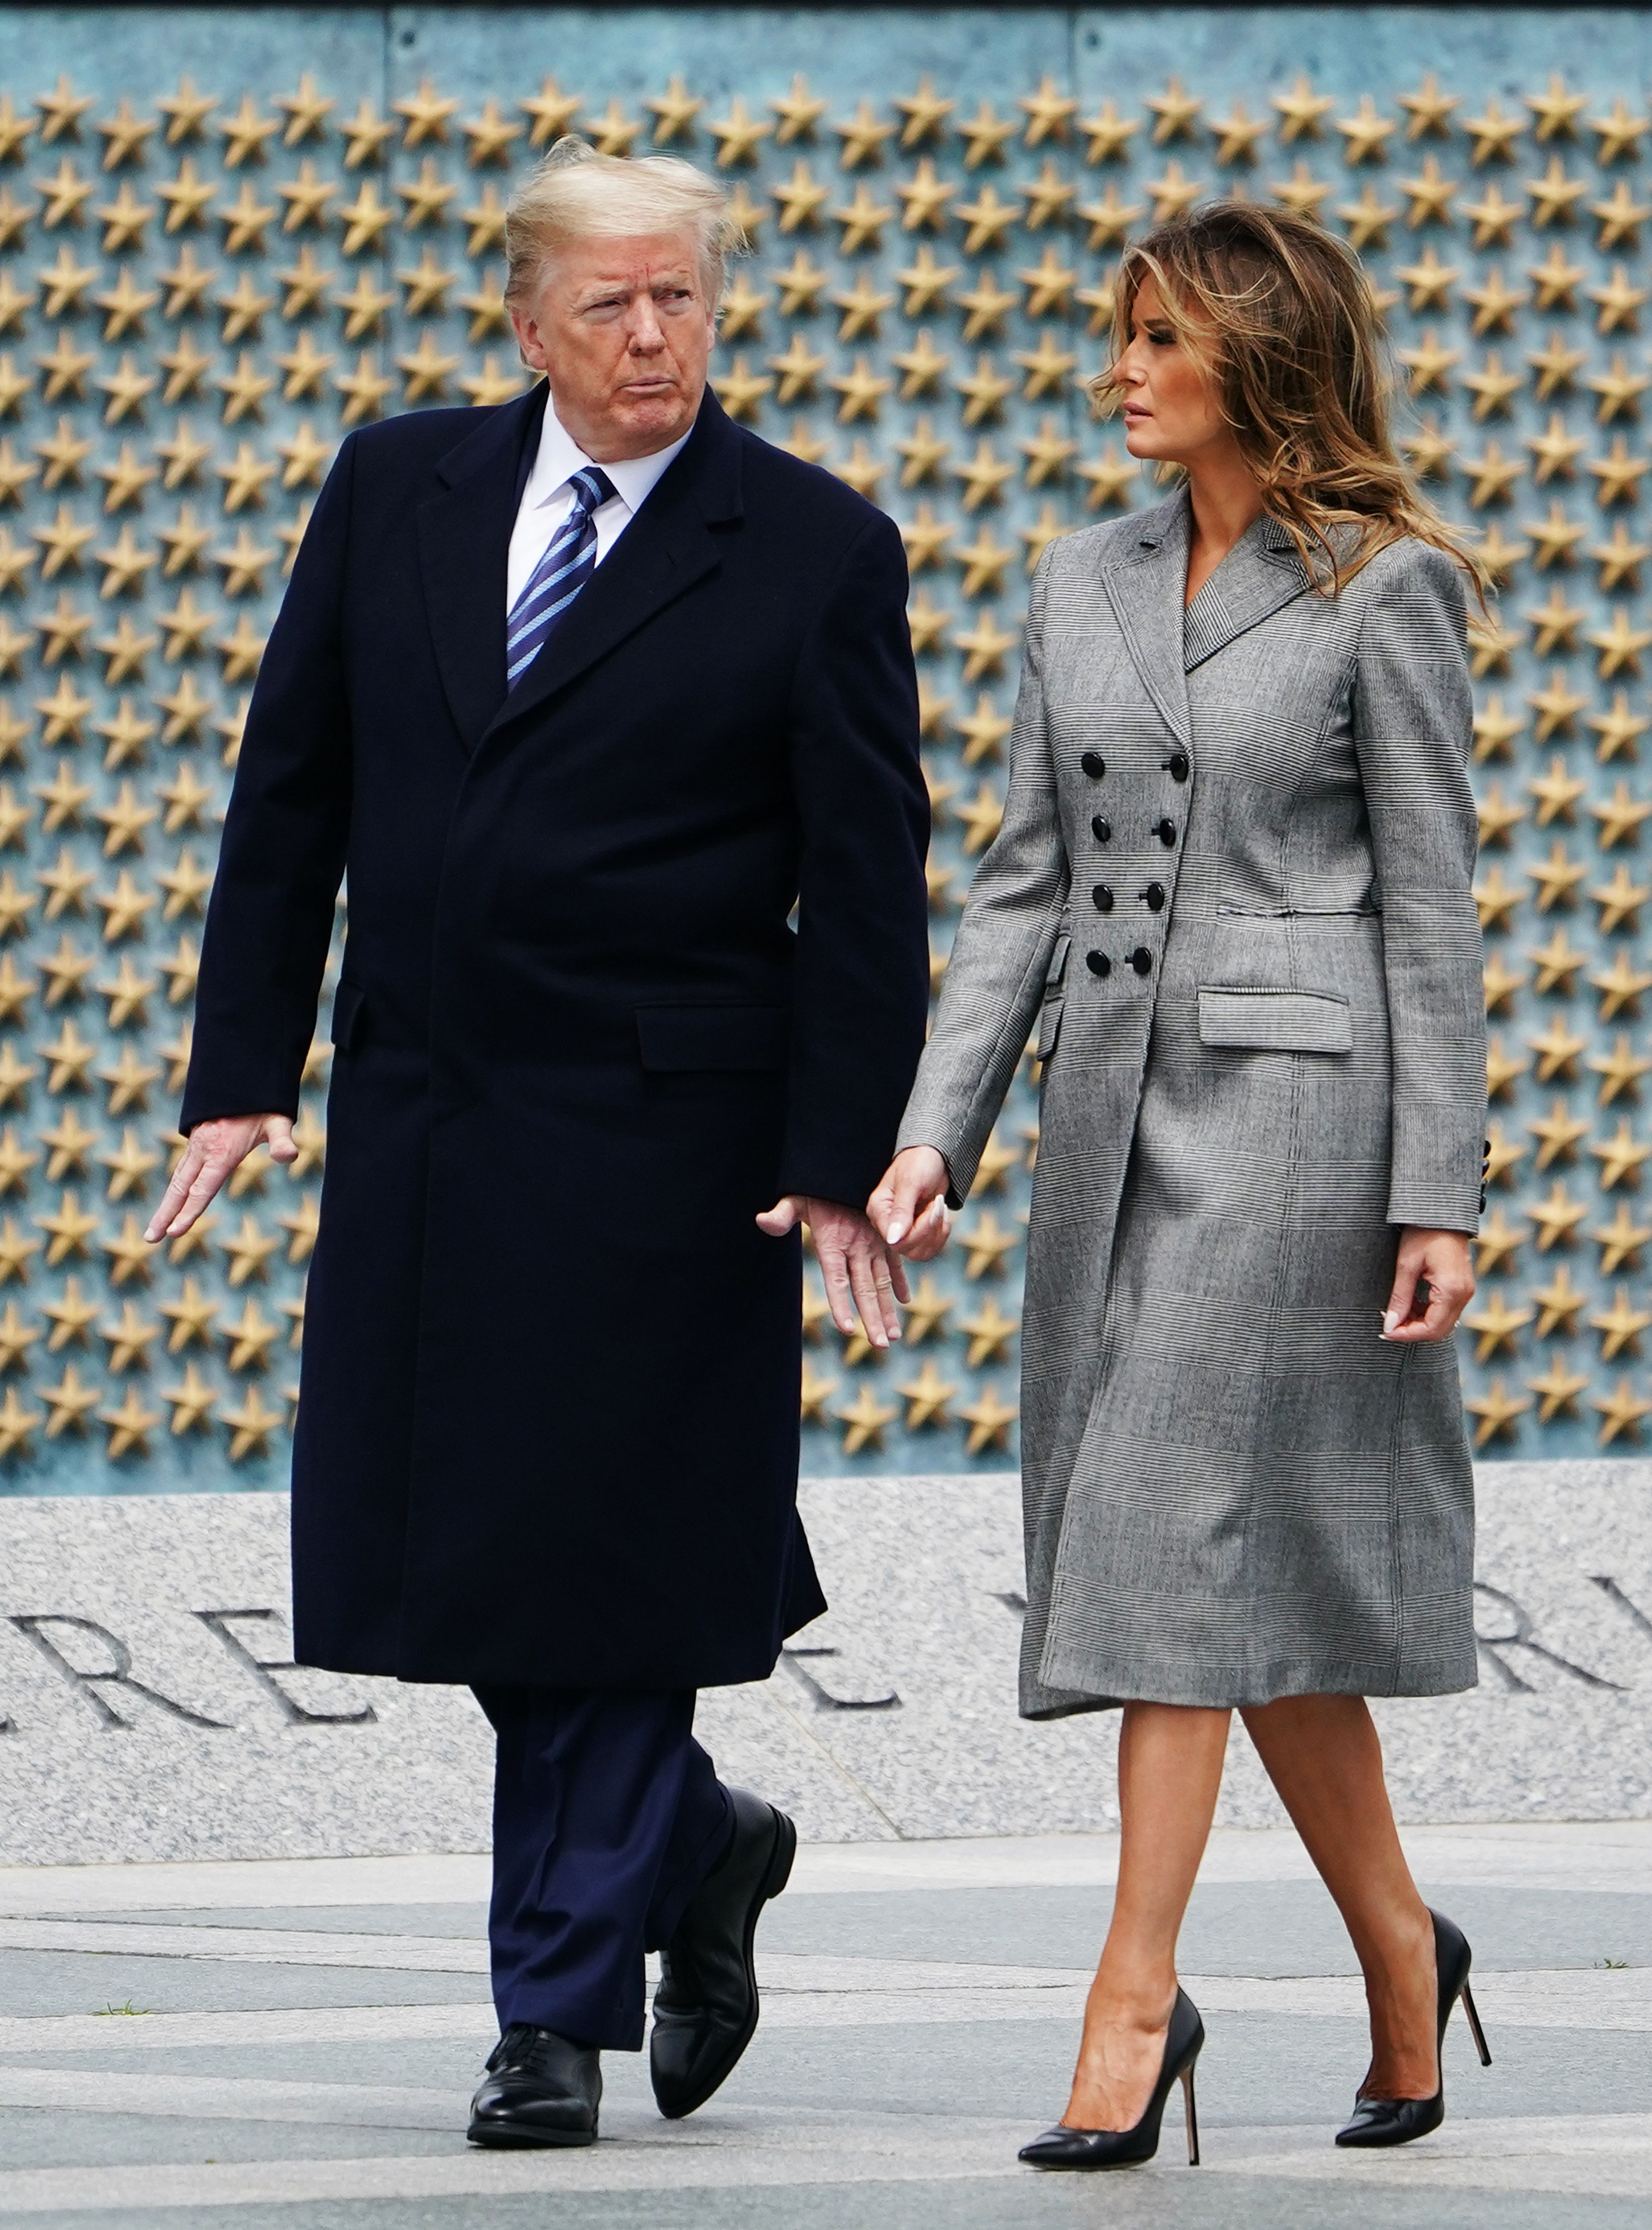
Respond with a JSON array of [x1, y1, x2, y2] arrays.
[[756, 1195, 910, 1351], [145, 1115, 296, 1244]]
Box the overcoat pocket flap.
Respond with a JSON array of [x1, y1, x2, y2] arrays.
[[635, 1004, 790, 1072], [1197, 987, 1352, 1054], [330, 980, 365, 1052], [1043, 934, 1071, 991]]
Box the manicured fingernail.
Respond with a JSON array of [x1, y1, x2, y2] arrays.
[[886, 1219, 906, 1245]]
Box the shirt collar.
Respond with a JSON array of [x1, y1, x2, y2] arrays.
[[523, 397, 693, 517]]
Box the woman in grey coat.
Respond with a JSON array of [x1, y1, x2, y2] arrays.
[[872, 207, 1490, 2167]]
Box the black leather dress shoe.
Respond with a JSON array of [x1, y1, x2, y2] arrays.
[[649, 1784, 795, 2119], [467, 2023, 601, 2147]]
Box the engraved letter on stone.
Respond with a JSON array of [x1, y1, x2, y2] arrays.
[[8, 1615, 232, 1729], [194, 1609, 377, 1726]]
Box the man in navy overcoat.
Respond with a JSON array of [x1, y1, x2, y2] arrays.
[[149, 139, 929, 2146]]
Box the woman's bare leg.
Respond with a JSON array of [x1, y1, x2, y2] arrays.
[[1063, 1702, 1230, 2129], [1240, 1694, 1437, 2099]]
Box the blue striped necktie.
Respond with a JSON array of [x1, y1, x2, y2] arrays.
[[505, 464, 617, 686]]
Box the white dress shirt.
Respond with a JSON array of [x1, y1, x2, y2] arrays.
[[505, 401, 692, 613]]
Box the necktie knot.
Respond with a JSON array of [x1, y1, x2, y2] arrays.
[[504, 466, 618, 688]]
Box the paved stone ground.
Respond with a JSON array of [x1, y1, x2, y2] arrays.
[[0, 1821, 1646, 2226]]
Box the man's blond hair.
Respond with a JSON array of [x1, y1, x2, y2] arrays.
[[503, 136, 745, 310]]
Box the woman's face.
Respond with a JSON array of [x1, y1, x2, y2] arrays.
[[1114, 276, 1232, 468]]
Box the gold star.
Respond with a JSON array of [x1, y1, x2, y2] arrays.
[[1525, 156, 1587, 229], [1077, 446, 1140, 510], [828, 355, 891, 423], [397, 158, 456, 233], [1592, 863, 1651, 935], [1461, 181, 1523, 248], [957, 269, 1018, 343], [216, 352, 275, 426], [152, 159, 216, 240], [217, 441, 277, 512], [1267, 161, 1331, 219], [335, 179, 391, 256], [275, 242, 333, 319], [40, 1360, 101, 1438], [34, 675, 92, 743], [831, 1383, 894, 1456], [709, 354, 771, 423], [36, 246, 98, 322], [892, 242, 958, 318], [450, 94, 520, 169], [156, 332, 212, 407], [457, 362, 524, 414], [93, 867, 152, 941], [38, 936, 92, 1011], [93, 780, 157, 858], [1529, 334, 1586, 404], [959, 1382, 1017, 1456], [1524, 582, 1586, 653], [704, 94, 768, 170], [1023, 158, 1078, 230], [1465, 352, 1523, 421], [460, 184, 508, 257], [100, 1381, 160, 1456], [34, 155, 95, 228], [1527, 837, 1589, 910], [518, 74, 581, 148], [1594, 952, 1652, 1019], [1466, 1376, 1531, 1448], [956, 100, 1018, 169], [1594, 1376, 1652, 1445], [94, 181, 153, 253], [157, 502, 212, 574], [889, 330, 948, 400], [890, 156, 953, 235], [1475, 860, 1525, 929], [1398, 154, 1457, 226], [1202, 99, 1265, 167], [1472, 521, 1529, 585], [456, 277, 508, 343], [1463, 266, 1528, 336], [1588, 523, 1650, 592], [831, 181, 893, 254], [1337, 182, 1398, 250], [1588, 437, 1651, 507], [32, 502, 95, 579], [1481, 948, 1527, 1012], [1524, 503, 1586, 571], [1595, 1200, 1652, 1272], [158, 681, 217, 761], [1020, 418, 1077, 488], [1591, 98, 1647, 164], [38, 332, 96, 406], [209, 526, 272, 599], [37, 1187, 97, 1265], [833, 99, 894, 170], [950, 353, 1011, 427], [1589, 608, 1652, 677], [1531, 1015, 1589, 1083], [1590, 1120, 1652, 1191], [1594, 179, 1651, 249], [0, 1380, 41, 1453], [1400, 418, 1455, 482], [798, 1358, 837, 1425], [395, 330, 458, 403], [1487, 1035, 1531, 1100], [277, 1192, 319, 1264], [1397, 330, 1459, 395], [0, 95, 33, 165], [1591, 1034, 1652, 1105], [391, 77, 458, 149], [275, 326, 339, 398], [954, 524, 1013, 598], [1145, 159, 1204, 221], [1590, 268, 1649, 336], [894, 417, 949, 487], [0, 1291, 35, 1366], [1524, 1357, 1590, 1422], [158, 924, 200, 1002], [894, 1356, 956, 1430], [0, 952, 31, 1022], [1463, 96, 1523, 166], [1463, 1285, 1533, 1362], [1591, 692, 1649, 764], [1527, 929, 1589, 996], [1018, 75, 1078, 149], [1527, 409, 1588, 481], [831, 272, 894, 342], [93, 611, 156, 684], [99, 1295, 159, 1370]]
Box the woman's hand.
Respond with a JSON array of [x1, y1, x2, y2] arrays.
[[756, 1195, 909, 1350], [867, 1145, 952, 1261], [1381, 1226, 1475, 1343]]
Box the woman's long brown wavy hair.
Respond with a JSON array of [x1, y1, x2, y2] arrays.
[[1092, 201, 1487, 601]]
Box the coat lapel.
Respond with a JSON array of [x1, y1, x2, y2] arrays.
[[481, 391, 745, 745], [1101, 492, 1193, 748], [1181, 515, 1312, 671], [417, 385, 548, 753]]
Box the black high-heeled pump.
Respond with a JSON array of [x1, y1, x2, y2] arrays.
[[1335, 1907, 1491, 2149], [1020, 1987, 1204, 2170]]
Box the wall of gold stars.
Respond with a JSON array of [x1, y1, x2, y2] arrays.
[[0, 8, 1647, 1487]]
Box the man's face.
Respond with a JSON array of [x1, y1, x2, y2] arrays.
[[509, 227, 715, 462]]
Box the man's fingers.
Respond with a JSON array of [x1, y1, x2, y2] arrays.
[[145, 1147, 207, 1243], [887, 1249, 911, 1307], [264, 1115, 298, 1165], [846, 1245, 891, 1349], [817, 1239, 857, 1334], [756, 1196, 801, 1237], [869, 1248, 902, 1342]]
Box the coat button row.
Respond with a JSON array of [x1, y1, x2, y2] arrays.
[[1081, 751, 1106, 779], [1163, 751, 1191, 782], [1155, 818, 1178, 846], [1093, 883, 1167, 913], [1092, 814, 1111, 841], [1086, 948, 1154, 978]]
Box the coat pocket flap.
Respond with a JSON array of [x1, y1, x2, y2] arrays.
[[1197, 987, 1352, 1054], [330, 980, 365, 1052], [634, 1004, 790, 1072], [1044, 934, 1071, 991]]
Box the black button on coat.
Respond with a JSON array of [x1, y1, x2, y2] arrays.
[[180, 389, 930, 1691]]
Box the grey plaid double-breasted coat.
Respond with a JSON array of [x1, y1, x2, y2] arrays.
[[898, 492, 1486, 1717]]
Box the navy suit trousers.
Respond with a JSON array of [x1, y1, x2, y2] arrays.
[[472, 1686, 733, 2052]]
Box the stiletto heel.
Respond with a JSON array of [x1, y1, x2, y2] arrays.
[[1459, 1976, 1492, 2067], [1180, 2063, 1200, 2166], [1335, 1909, 1491, 2148], [1020, 1987, 1205, 2170]]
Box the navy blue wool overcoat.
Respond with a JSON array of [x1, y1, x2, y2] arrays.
[[181, 387, 930, 1689]]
